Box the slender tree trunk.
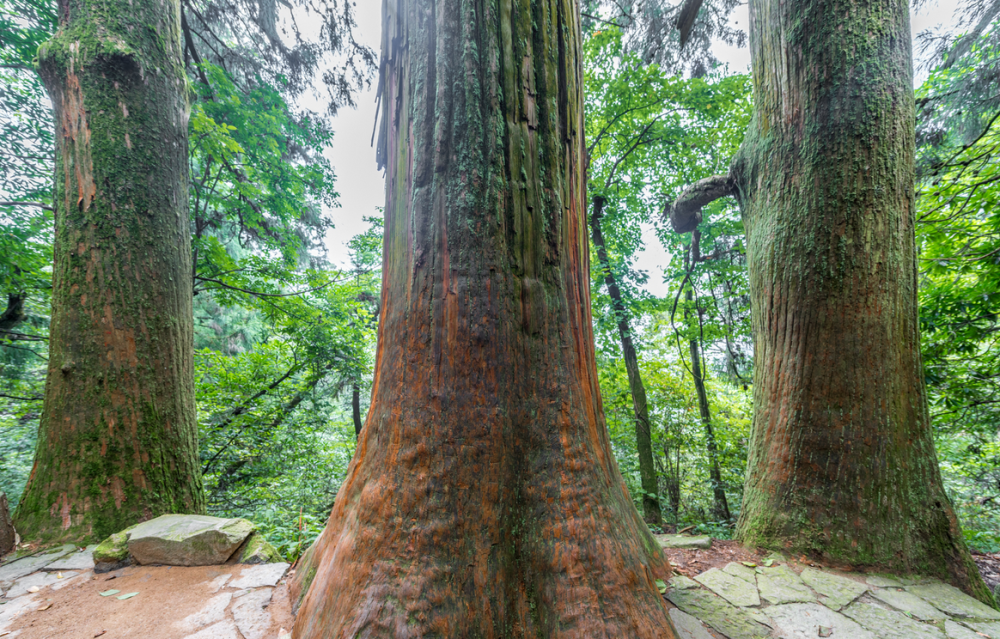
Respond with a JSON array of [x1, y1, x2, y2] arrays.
[[726, 0, 991, 602], [590, 195, 662, 525], [14, 0, 204, 542], [351, 381, 363, 439], [290, 0, 676, 635], [662, 443, 681, 526]]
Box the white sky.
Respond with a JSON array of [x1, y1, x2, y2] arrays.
[[320, 0, 964, 297]]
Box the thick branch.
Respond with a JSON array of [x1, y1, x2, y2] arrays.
[[666, 173, 734, 233]]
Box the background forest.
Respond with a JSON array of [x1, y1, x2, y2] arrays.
[[1, 0, 998, 560]]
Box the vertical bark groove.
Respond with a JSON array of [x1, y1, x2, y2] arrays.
[[290, 0, 677, 635]]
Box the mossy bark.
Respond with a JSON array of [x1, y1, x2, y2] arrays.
[[590, 196, 662, 526], [731, 0, 993, 604], [14, 0, 205, 543], [290, 0, 676, 636]]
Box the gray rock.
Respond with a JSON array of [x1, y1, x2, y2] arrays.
[[908, 583, 1000, 620], [962, 620, 1000, 637], [669, 608, 715, 639], [799, 568, 867, 611], [767, 602, 874, 639], [655, 534, 712, 550], [50, 570, 91, 591], [43, 546, 96, 571], [127, 514, 256, 566], [178, 591, 234, 632], [666, 587, 770, 638], [695, 567, 761, 607], [229, 563, 290, 589], [207, 574, 231, 593], [0, 493, 15, 557], [234, 532, 282, 564], [871, 587, 947, 621], [841, 601, 945, 639], [868, 574, 906, 588], [183, 620, 242, 639], [0, 591, 38, 632], [757, 565, 814, 604], [723, 562, 758, 584], [231, 587, 274, 639], [0, 544, 76, 590], [5, 570, 78, 598], [946, 620, 988, 638], [669, 575, 701, 590]]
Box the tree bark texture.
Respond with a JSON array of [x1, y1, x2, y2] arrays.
[[731, 0, 992, 602], [589, 196, 662, 525], [290, 0, 677, 636], [15, 0, 205, 542]]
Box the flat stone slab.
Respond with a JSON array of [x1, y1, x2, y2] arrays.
[[5, 570, 79, 598], [767, 602, 874, 639], [945, 620, 986, 638], [907, 583, 1000, 620], [0, 544, 76, 588], [868, 575, 906, 588], [669, 608, 715, 639], [178, 591, 234, 632], [127, 514, 255, 566], [656, 534, 712, 549], [43, 546, 96, 571], [232, 587, 274, 639], [695, 566, 760, 607], [842, 601, 945, 639], [666, 587, 770, 638], [229, 563, 290, 589], [757, 565, 814, 604], [669, 575, 701, 590], [800, 568, 867, 610], [0, 592, 38, 632], [871, 587, 947, 621], [723, 562, 758, 584], [183, 620, 242, 639], [962, 620, 1000, 637]]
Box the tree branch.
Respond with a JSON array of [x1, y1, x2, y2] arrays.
[[665, 174, 734, 233], [0, 201, 53, 211]]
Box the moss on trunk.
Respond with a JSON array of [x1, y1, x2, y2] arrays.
[[14, 0, 204, 543]]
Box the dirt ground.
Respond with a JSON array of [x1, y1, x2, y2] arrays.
[[4, 564, 293, 639]]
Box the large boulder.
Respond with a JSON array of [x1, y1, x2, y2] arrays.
[[0, 492, 16, 557], [126, 514, 256, 566]]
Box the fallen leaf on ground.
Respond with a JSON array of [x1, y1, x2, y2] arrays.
[[741, 561, 756, 567], [57, 572, 64, 579], [99, 589, 120, 597], [818, 626, 833, 637], [93, 631, 107, 637], [117, 592, 138, 600], [38, 604, 51, 611]]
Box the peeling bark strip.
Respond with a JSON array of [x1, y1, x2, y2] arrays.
[[15, 0, 204, 541], [291, 0, 677, 636], [722, 0, 992, 603]]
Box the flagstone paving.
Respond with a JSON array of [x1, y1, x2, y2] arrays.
[[662, 556, 1000, 639]]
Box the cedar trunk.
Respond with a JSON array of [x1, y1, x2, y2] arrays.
[[15, 0, 204, 542], [290, 0, 676, 635], [731, 0, 992, 601], [590, 196, 662, 525]]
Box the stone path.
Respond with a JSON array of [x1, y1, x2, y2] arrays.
[[0, 545, 292, 638], [662, 552, 1000, 639]]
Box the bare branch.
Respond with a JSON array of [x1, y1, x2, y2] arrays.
[[0, 201, 53, 211], [665, 174, 734, 233]]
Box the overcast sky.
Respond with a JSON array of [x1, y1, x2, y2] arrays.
[[320, 0, 963, 297]]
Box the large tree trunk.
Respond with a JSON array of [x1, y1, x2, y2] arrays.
[[14, 0, 204, 542], [590, 196, 662, 525], [289, 0, 676, 635], [727, 0, 992, 602]]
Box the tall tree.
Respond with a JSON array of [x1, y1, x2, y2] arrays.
[[14, 0, 205, 540], [289, 0, 677, 635], [669, 0, 993, 602]]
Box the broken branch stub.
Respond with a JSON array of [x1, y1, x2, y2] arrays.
[[668, 174, 735, 234]]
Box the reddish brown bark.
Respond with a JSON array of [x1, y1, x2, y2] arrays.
[[290, 0, 676, 636]]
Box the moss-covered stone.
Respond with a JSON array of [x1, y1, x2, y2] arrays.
[[236, 532, 282, 564]]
